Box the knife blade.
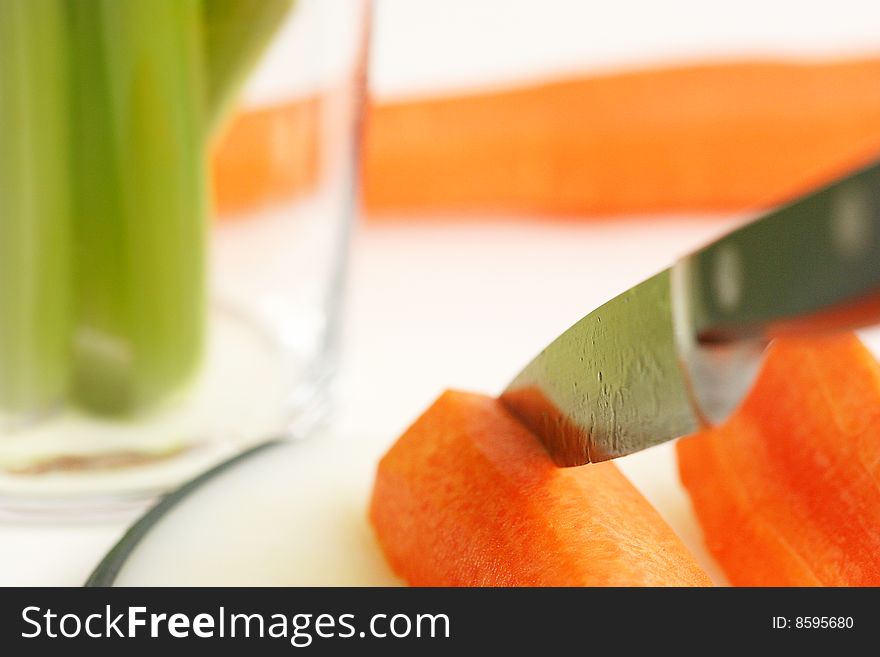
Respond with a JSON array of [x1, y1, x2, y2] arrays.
[[501, 158, 880, 466]]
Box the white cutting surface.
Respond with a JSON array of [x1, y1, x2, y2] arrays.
[[3, 0, 880, 586], [0, 217, 741, 585]]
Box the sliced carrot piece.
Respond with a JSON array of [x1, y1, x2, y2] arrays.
[[678, 335, 880, 586], [370, 390, 711, 586]]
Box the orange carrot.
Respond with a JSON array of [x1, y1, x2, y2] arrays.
[[362, 58, 880, 218], [370, 390, 711, 586], [211, 96, 320, 218], [211, 58, 880, 220], [677, 335, 880, 586]]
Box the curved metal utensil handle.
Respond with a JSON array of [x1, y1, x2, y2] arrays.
[[675, 158, 880, 424], [681, 159, 880, 342]]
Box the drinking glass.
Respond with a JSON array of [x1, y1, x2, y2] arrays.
[[0, 0, 370, 516]]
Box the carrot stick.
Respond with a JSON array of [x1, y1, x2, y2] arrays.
[[361, 58, 880, 218], [211, 57, 880, 220], [677, 335, 880, 586], [212, 58, 880, 220], [370, 390, 711, 586], [211, 97, 320, 218]]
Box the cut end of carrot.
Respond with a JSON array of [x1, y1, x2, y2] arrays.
[[678, 335, 880, 586], [371, 390, 711, 587]]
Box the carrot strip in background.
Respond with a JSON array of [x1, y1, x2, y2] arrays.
[[677, 335, 880, 586], [212, 57, 880, 220], [370, 390, 711, 586], [362, 58, 880, 218], [211, 96, 320, 218]]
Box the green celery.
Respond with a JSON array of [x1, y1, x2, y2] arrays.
[[0, 0, 71, 416], [1, 0, 294, 419], [67, 0, 207, 414], [202, 0, 295, 134]]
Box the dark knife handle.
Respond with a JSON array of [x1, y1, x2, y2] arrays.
[[679, 158, 880, 343]]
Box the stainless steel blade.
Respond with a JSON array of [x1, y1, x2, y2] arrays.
[[500, 269, 701, 466]]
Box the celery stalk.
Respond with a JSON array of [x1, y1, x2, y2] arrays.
[[202, 0, 295, 134], [1, 0, 293, 419], [67, 0, 207, 414], [0, 0, 71, 416]]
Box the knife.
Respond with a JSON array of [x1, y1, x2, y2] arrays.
[[500, 159, 880, 466]]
